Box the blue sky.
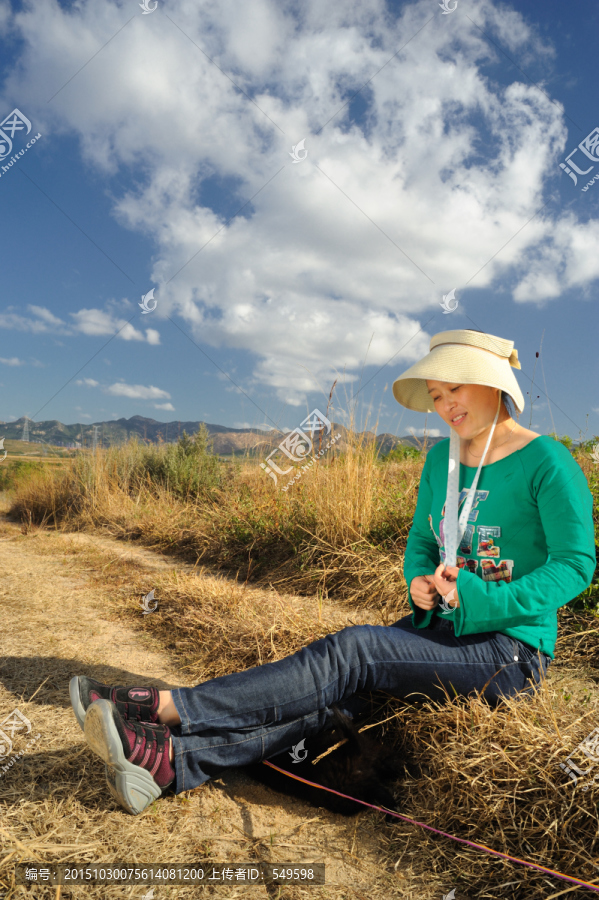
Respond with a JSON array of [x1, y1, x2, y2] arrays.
[[0, 0, 598, 443]]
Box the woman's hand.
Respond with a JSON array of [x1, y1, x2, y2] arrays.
[[410, 574, 440, 610], [433, 563, 460, 607]]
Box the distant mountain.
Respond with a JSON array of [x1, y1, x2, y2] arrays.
[[0, 415, 447, 457], [0, 415, 271, 451]]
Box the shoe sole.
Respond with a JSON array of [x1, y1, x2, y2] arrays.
[[69, 676, 87, 732], [84, 699, 162, 815]]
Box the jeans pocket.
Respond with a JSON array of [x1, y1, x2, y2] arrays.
[[514, 639, 549, 690]]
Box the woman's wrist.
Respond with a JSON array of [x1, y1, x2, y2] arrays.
[[443, 586, 460, 609], [448, 589, 459, 608]]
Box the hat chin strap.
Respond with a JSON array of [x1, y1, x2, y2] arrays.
[[443, 392, 501, 569]]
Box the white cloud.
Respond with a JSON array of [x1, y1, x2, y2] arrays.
[[28, 305, 66, 326], [107, 382, 171, 400], [0, 302, 159, 344], [69, 309, 150, 342], [408, 427, 443, 437], [3, 0, 596, 403], [145, 329, 161, 345], [0, 306, 66, 334], [75, 377, 173, 405], [0, 356, 24, 366], [234, 422, 274, 431]]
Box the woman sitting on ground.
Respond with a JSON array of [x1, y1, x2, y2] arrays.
[[70, 328, 596, 815]]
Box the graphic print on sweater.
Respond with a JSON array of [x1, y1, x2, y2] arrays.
[[459, 523, 474, 555], [477, 525, 501, 557], [481, 559, 514, 583], [438, 488, 513, 585]]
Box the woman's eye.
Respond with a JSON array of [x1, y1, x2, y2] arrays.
[[451, 386, 460, 392]]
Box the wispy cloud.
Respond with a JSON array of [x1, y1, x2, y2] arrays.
[[0, 304, 160, 344], [408, 427, 443, 437], [234, 422, 275, 431], [107, 383, 171, 400], [0, 356, 24, 366], [69, 309, 159, 343]]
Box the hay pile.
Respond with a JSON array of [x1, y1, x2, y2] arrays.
[[2, 441, 598, 900], [55, 534, 599, 898]]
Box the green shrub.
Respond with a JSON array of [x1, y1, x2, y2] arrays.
[[125, 425, 223, 499], [381, 444, 422, 462], [0, 459, 44, 491]]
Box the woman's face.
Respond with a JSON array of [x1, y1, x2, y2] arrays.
[[425, 381, 504, 438]]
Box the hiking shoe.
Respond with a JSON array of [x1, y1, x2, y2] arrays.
[[84, 698, 175, 815], [69, 675, 160, 732]]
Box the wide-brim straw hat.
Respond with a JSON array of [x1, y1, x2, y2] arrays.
[[392, 329, 525, 414]]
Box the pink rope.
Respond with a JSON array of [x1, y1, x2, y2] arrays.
[[262, 760, 599, 893]]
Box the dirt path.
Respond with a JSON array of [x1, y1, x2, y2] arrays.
[[0, 508, 427, 900]]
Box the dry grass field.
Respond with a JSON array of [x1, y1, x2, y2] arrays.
[[1, 431, 598, 900]]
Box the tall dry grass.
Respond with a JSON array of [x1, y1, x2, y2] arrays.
[[6, 415, 598, 618], [7, 416, 426, 615], [3, 418, 599, 898]]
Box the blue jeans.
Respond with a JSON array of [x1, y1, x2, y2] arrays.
[[170, 614, 550, 792]]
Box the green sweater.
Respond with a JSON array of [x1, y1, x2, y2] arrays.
[[403, 436, 596, 658]]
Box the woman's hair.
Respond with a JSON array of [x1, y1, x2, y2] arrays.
[[501, 390, 517, 419]]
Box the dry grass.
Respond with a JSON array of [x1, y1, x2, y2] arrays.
[[2, 430, 599, 899], [9, 431, 596, 620], [1, 521, 599, 899], [0, 522, 415, 900], [6, 437, 424, 619]]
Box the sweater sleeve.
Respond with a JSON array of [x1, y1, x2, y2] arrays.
[[452, 447, 596, 636], [403, 453, 443, 628]]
